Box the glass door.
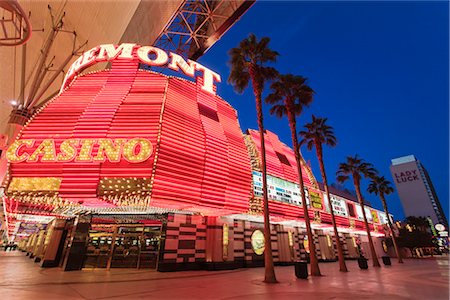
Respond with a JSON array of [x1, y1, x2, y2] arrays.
[[138, 226, 161, 269], [85, 226, 114, 268], [111, 227, 140, 268]]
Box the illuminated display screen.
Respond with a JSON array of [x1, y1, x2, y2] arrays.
[[252, 171, 310, 206]]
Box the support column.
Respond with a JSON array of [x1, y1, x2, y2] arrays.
[[41, 219, 67, 267], [62, 215, 91, 271]]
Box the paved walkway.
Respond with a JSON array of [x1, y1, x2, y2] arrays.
[[0, 251, 448, 299]]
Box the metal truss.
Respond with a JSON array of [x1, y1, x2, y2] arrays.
[[154, 0, 255, 60], [0, 0, 31, 46]]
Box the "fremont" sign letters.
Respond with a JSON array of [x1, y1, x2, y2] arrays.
[[61, 43, 221, 95]]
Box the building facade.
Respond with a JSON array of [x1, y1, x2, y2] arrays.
[[390, 155, 448, 227], [4, 44, 389, 271]]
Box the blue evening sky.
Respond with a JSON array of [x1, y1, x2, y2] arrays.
[[197, 1, 449, 221]]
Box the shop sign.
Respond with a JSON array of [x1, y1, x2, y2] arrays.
[[62, 43, 221, 95], [6, 138, 153, 163], [309, 190, 322, 209]]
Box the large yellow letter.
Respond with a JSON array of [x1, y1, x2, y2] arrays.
[[122, 138, 152, 163], [57, 139, 80, 162], [28, 139, 57, 162], [6, 140, 34, 163], [94, 139, 125, 162], [76, 139, 96, 162]]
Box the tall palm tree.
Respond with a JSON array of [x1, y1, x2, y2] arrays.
[[266, 74, 321, 276], [368, 175, 404, 263], [336, 155, 381, 267], [299, 116, 348, 272], [228, 34, 279, 283]]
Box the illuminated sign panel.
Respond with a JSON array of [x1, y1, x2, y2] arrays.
[[252, 171, 310, 206], [6, 138, 153, 163], [323, 194, 349, 217], [355, 204, 373, 222], [371, 210, 379, 223], [309, 191, 322, 209], [378, 212, 389, 224]]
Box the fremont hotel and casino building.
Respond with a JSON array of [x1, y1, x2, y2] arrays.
[[2, 44, 390, 271]]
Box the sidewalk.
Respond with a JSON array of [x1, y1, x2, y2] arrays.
[[0, 251, 448, 300]]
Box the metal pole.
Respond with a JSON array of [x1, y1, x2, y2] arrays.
[[26, 8, 63, 107], [18, 42, 27, 106]]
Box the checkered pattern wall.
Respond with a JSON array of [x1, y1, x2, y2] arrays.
[[161, 214, 207, 263]]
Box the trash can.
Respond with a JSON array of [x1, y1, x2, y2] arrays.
[[294, 261, 308, 279], [357, 257, 368, 269], [382, 256, 391, 266]]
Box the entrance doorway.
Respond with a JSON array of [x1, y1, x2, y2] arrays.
[[84, 224, 161, 269]]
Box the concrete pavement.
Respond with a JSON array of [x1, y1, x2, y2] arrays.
[[0, 251, 448, 299]]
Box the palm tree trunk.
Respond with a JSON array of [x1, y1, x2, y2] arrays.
[[287, 109, 321, 276], [380, 193, 403, 263], [316, 145, 348, 272], [354, 178, 381, 267], [250, 69, 277, 283]]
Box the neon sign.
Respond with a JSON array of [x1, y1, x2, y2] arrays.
[[61, 43, 221, 95], [6, 138, 153, 163]]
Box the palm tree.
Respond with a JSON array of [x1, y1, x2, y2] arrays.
[[368, 175, 404, 263], [228, 34, 279, 283], [266, 74, 321, 276], [336, 155, 381, 267], [299, 116, 348, 272]]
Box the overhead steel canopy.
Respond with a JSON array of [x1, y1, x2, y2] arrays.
[[154, 0, 255, 60]]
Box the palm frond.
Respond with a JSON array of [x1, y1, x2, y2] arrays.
[[299, 115, 337, 153], [368, 175, 394, 196], [337, 155, 377, 183], [265, 73, 314, 123], [227, 34, 279, 95]]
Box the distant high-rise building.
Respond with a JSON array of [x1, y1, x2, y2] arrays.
[[390, 155, 448, 227]]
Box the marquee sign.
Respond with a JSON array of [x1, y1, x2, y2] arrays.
[[324, 194, 349, 217], [61, 43, 221, 95], [252, 171, 310, 206], [6, 138, 153, 163]]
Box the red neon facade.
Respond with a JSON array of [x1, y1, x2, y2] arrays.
[[6, 53, 252, 216]]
